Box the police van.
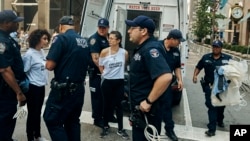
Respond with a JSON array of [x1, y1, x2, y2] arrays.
[[79, 0, 189, 105]]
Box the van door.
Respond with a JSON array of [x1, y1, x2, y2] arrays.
[[115, 6, 127, 48]]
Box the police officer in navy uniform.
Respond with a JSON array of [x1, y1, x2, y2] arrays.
[[0, 10, 26, 141], [43, 16, 89, 141], [88, 18, 111, 128], [159, 29, 185, 141], [125, 15, 173, 141], [193, 40, 232, 137]]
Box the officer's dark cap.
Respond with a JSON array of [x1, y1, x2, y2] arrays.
[[167, 29, 186, 42], [59, 16, 74, 25], [0, 10, 24, 23], [125, 15, 155, 34], [212, 40, 223, 48], [98, 18, 109, 27]]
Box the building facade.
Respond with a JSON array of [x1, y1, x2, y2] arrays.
[[189, 0, 250, 46]]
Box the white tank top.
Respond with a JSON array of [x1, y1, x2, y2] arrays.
[[99, 48, 126, 79]]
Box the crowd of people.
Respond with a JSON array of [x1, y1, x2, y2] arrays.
[[0, 9, 231, 141]]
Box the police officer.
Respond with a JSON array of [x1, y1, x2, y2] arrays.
[[125, 15, 173, 141], [88, 18, 111, 128], [192, 40, 232, 137], [43, 16, 89, 141], [160, 29, 185, 141], [0, 10, 26, 141]]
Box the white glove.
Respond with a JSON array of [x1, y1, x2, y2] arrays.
[[13, 104, 28, 119]]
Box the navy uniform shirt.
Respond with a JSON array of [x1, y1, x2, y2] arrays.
[[0, 30, 26, 81], [130, 37, 171, 105], [159, 40, 181, 72], [88, 32, 109, 73], [46, 29, 89, 83], [196, 53, 232, 84]]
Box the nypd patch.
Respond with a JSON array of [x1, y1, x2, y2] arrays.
[[149, 49, 159, 58], [52, 36, 58, 44], [90, 38, 96, 45], [0, 43, 6, 54]]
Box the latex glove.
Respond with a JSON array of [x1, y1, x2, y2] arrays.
[[13, 104, 28, 119]]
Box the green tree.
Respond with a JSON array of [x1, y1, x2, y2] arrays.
[[193, 0, 226, 42]]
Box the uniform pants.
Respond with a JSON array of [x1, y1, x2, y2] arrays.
[[25, 84, 45, 140], [101, 79, 124, 130], [89, 75, 103, 121], [0, 86, 17, 141], [160, 87, 175, 133], [204, 85, 225, 132], [132, 102, 162, 141], [43, 86, 84, 141]]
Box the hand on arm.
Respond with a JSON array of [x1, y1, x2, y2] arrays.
[[46, 60, 56, 71], [140, 73, 172, 112]]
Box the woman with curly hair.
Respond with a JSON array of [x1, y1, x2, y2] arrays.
[[22, 29, 51, 141]]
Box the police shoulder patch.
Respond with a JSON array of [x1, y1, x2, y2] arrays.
[[90, 38, 96, 45], [0, 42, 6, 54], [149, 48, 159, 58], [52, 36, 58, 44]]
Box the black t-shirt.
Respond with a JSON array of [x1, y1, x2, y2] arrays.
[[0, 30, 26, 81], [88, 32, 109, 73], [129, 37, 171, 105], [159, 40, 181, 72], [46, 29, 90, 83], [196, 53, 232, 83]]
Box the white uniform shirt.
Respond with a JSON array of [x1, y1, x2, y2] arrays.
[[99, 48, 125, 79], [22, 48, 48, 86]]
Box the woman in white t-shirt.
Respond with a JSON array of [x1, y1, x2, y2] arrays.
[[22, 29, 51, 141], [99, 31, 129, 139]]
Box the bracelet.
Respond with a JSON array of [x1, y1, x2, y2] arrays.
[[145, 98, 153, 105]]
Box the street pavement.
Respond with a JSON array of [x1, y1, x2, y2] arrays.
[[12, 49, 233, 141]]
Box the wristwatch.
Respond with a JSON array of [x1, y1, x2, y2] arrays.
[[145, 98, 153, 105]]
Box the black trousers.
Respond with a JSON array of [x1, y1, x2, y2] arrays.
[[101, 79, 124, 130], [43, 85, 84, 141], [204, 85, 225, 132], [0, 85, 17, 141], [25, 84, 45, 141], [89, 75, 103, 121]]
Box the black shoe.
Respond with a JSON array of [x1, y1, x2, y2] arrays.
[[100, 127, 109, 138], [165, 130, 178, 141], [205, 130, 215, 137], [109, 116, 118, 123], [218, 122, 225, 128], [93, 119, 104, 128]]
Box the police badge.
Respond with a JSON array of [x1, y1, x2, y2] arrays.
[[0, 43, 6, 54], [90, 38, 96, 45]]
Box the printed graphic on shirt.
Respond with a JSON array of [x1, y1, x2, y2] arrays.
[[149, 48, 159, 58], [76, 38, 88, 48], [109, 62, 122, 68], [0, 43, 6, 54]]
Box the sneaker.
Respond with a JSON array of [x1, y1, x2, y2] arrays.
[[34, 137, 49, 141], [100, 127, 109, 138], [117, 129, 129, 140]]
